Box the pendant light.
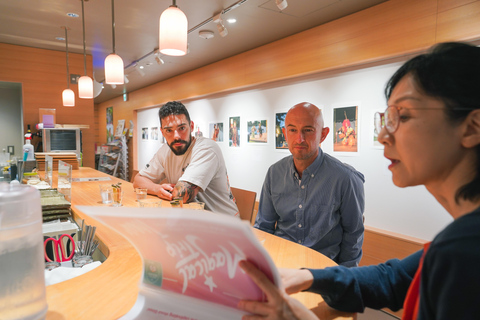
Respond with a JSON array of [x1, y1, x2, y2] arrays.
[[104, 0, 124, 84], [159, 0, 188, 56], [78, 0, 93, 99], [62, 27, 75, 107]]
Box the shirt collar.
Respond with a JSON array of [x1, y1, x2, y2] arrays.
[[289, 148, 325, 179]]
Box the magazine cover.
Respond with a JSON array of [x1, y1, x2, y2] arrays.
[[77, 206, 280, 320]]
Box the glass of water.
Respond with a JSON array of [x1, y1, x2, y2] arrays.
[[99, 184, 113, 204], [135, 188, 148, 201]]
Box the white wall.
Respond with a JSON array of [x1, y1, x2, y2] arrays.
[[137, 62, 453, 241]]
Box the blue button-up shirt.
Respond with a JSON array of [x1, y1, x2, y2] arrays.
[[254, 148, 365, 267]]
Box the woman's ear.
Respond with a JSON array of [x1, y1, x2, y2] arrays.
[[462, 109, 480, 148]]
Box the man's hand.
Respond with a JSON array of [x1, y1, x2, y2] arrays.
[[172, 181, 200, 203], [279, 268, 314, 295], [237, 260, 318, 320], [156, 183, 175, 201]]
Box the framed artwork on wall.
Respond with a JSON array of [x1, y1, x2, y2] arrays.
[[229, 116, 240, 147], [209, 122, 224, 142], [275, 112, 288, 149], [106, 106, 114, 143], [372, 109, 384, 149], [333, 105, 358, 153], [142, 127, 149, 140], [151, 127, 159, 140], [247, 120, 267, 144], [115, 119, 125, 137]]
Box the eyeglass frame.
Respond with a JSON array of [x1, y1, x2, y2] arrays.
[[374, 106, 474, 134]]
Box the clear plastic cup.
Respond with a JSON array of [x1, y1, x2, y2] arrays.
[[135, 188, 148, 201], [188, 202, 205, 210], [0, 182, 48, 319], [138, 198, 162, 208]]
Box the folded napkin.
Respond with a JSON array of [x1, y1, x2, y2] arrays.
[[45, 261, 102, 286]]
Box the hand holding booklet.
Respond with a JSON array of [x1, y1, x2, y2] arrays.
[[77, 206, 281, 320]]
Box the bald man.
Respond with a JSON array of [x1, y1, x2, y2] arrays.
[[254, 102, 365, 267]]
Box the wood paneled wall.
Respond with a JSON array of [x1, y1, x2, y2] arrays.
[[0, 43, 95, 168], [96, 0, 480, 179]]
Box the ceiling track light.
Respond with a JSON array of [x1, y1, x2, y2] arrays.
[[61, 27, 74, 107], [105, 0, 124, 84], [78, 0, 93, 99], [213, 12, 228, 37], [159, 0, 188, 56], [276, 0, 288, 11]]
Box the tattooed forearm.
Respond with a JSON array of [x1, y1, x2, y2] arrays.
[[173, 181, 200, 203]]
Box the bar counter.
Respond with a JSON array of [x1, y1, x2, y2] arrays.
[[45, 167, 355, 319]]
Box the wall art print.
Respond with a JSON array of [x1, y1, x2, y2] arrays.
[[229, 116, 240, 147], [209, 122, 224, 142], [106, 106, 114, 143], [333, 106, 358, 153], [247, 120, 267, 143], [151, 127, 159, 141], [142, 127, 149, 140], [275, 112, 288, 149]]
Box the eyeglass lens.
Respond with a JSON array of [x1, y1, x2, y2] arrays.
[[385, 106, 398, 133]]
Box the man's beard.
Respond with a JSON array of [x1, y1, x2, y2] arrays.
[[168, 137, 192, 155]]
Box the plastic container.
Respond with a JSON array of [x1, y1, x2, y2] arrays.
[[0, 182, 48, 319]]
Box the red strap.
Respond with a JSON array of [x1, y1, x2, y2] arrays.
[[402, 242, 431, 320]]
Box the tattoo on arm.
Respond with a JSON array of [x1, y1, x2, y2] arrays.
[[174, 181, 200, 203]]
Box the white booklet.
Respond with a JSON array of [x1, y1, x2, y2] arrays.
[[77, 206, 280, 320]]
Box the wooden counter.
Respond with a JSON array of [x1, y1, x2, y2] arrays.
[[45, 167, 355, 320]]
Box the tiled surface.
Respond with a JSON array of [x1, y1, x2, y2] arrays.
[[357, 308, 400, 320]]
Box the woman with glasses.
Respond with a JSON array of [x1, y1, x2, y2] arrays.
[[237, 42, 480, 320]]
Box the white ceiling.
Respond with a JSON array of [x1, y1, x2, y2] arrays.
[[0, 0, 387, 104]]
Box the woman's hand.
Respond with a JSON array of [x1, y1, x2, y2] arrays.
[[237, 260, 318, 320], [279, 268, 314, 294]]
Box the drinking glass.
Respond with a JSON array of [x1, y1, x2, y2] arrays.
[[135, 188, 148, 201], [112, 189, 124, 207], [138, 198, 162, 207], [99, 184, 113, 204]]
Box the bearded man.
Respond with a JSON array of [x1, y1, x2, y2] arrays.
[[133, 101, 239, 217]]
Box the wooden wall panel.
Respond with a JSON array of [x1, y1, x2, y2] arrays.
[[0, 43, 96, 168], [438, 0, 478, 12], [436, 1, 480, 42]]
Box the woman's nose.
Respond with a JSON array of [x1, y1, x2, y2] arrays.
[[377, 126, 392, 146]]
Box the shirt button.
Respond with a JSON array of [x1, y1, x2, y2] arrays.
[[301, 185, 305, 189], [311, 174, 314, 178], [298, 224, 302, 228], [299, 204, 302, 208]]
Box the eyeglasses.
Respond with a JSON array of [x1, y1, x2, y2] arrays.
[[374, 106, 473, 134]]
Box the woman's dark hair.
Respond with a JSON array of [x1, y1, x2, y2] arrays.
[[385, 42, 480, 203], [158, 101, 191, 126]]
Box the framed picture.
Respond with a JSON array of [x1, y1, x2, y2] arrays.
[[372, 109, 384, 149], [229, 116, 240, 147], [209, 122, 224, 142], [142, 127, 149, 140], [333, 106, 358, 153], [151, 127, 159, 140], [275, 112, 288, 149], [106, 107, 114, 143], [247, 120, 267, 144]]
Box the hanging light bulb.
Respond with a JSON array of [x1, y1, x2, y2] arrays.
[[62, 26, 75, 107], [159, 0, 188, 56], [78, 0, 93, 98], [105, 0, 124, 84]]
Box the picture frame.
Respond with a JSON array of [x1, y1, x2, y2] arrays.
[[209, 122, 224, 142], [247, 120, 267, 144], [275, 112, 287, 149], [229, 117, 240, 147], [333, 105, 359, 153]]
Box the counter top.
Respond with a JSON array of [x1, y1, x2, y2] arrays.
[[45, 167, 354, 320]]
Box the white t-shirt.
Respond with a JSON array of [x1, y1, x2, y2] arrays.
[[139, 137, 239, 217]]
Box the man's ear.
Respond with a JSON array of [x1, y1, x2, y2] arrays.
[[320, 127, 330, 144], [462, 109, 480, 148], [190, 120, 195, 132]]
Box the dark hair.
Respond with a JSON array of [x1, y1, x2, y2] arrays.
[[158, 101, 191, 126], [385, 42, 480, 203]]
